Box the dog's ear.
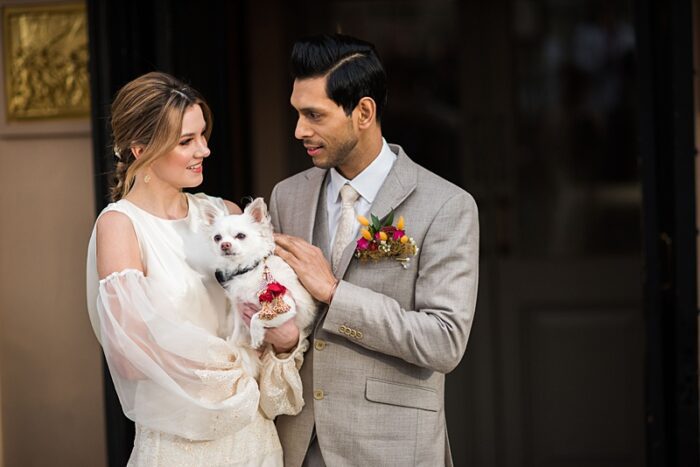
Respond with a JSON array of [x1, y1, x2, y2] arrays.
[[199, 199, 223, 226], [244, 197, 270, 224]]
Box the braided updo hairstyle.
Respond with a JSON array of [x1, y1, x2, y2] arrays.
[[109, 72, 213, 201]]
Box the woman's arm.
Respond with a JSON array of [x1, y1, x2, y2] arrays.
[[96, 210, 143, 279]]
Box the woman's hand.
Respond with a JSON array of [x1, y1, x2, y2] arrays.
[[237, 302, 299, 353], [264, 318, 300, 354]]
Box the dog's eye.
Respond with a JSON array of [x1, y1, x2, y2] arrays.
[[213, 234, 222, 242], [235, 233, 246, 240]]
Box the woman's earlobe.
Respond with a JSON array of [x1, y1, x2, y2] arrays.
[[131, 146, 144, 159]]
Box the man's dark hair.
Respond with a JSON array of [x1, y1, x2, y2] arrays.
[[291, 34, 388, 122]]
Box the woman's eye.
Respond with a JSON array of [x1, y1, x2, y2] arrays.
[[235, 233, 246, 240], [213, 234, 222, 242], [179, 139, 192, 146]]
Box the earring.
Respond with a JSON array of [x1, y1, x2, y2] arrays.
[[144, 174, 151, 183]]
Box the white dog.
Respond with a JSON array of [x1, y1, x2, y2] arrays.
[[206, 198, 317, 376]]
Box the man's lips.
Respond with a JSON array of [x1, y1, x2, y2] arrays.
[[304, 145, 323, 156]]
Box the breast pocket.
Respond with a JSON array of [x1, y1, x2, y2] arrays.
[[365, 378, 438, 411]]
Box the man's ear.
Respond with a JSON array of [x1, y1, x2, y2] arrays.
[[130, 146, 144, 159], [355, 97, 377, 130]]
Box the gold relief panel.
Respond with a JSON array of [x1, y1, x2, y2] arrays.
[[2, 3, 90, 120]]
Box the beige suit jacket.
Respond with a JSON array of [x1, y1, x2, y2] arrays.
[[270, 144, 479, 467]]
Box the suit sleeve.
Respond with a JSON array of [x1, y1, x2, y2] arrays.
[[269, 184, 282, 234], [321, 191, 479, 374]]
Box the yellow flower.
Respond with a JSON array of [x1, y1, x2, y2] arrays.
[[361, 229, 372, 240], [357, 215, 370, 226], [397, 216, 405, 230], [379, 231, 388, 241], [400, 235, 409, 244]]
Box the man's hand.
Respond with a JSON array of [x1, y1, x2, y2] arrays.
[[274, 233, 338, 304], [236, 301, 299, 354]]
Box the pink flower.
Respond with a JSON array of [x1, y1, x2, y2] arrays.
[[356, 238, 370, 250], [393, 229, 405, 241]]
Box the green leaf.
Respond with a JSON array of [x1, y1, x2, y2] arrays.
[[380, 209, 395, 227], [371, 214, 381, 231]]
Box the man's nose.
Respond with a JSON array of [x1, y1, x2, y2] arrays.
[[295, 118, 312, 140]]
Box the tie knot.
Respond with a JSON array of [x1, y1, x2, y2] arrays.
[[340, 184, 359, 205]]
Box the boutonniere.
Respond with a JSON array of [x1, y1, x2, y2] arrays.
[[354, 210, 419, 269]]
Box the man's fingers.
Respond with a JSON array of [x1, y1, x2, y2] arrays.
[[275, 244, 296, 263]]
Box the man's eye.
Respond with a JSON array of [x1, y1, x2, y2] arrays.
[[213, 234, 222, 242], [235, 233, 246, 240]]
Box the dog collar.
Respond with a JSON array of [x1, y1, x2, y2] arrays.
[[215, 254, 271, 284]]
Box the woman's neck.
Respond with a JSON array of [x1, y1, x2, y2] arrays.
[[125, 178, 188, 220]]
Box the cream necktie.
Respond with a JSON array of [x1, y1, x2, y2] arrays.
[[332, 184, 360, 270]]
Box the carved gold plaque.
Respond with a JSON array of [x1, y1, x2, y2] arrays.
[[3, 4, 90, 120]]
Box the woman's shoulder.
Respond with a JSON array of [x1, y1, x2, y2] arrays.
[[95, 200, 135, 227]]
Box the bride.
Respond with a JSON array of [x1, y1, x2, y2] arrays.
[[86, 72, 307, 466]]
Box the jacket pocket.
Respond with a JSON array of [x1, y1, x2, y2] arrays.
[[365, 378, 438, 412]]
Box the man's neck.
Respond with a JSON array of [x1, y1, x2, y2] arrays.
[[337, 132, 383, 180]]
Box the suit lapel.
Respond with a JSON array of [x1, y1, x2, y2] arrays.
[[292, 168, 327, 244], [333, 145, 418, 278], [313, 176, 331, 260]]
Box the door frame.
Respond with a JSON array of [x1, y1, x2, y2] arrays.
[[636, 0, 699, 465]]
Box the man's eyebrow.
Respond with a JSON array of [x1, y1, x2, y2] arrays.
[[298, 107, 323, 113]]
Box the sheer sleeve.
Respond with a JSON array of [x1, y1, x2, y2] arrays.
[[257, 338, 308, 419], [91, 269, 260, 441]]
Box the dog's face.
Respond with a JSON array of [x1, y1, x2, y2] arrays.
[[208, 198, 275, 268]]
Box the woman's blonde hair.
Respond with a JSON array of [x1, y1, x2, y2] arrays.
[[109, 72, 213, 201]]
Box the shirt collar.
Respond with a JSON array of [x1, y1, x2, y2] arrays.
[[328, 138, 396, 204]]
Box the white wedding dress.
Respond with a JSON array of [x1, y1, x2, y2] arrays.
[[86, 193, 307, 466]]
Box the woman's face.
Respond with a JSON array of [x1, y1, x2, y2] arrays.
[[150, 104, 210, 189]]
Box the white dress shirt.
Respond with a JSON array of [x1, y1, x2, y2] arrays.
[[326, 138, 397, 251]]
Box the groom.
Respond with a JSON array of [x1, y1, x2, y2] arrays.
[[271, 33, 479, 467]]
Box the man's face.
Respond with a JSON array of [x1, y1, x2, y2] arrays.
[[290, 76, 358, 170]]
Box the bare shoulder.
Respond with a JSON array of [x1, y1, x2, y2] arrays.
[[96, 210, 143, 278], [223, 199, 242, 215]]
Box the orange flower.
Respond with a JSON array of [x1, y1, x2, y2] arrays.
[[361, 229, 372, 240], [397, 216, 405, 230], [400, 235, 409, 244], [357, 215, 370, 226]]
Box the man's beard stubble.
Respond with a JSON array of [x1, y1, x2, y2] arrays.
[[313, 133, 359, 170]]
